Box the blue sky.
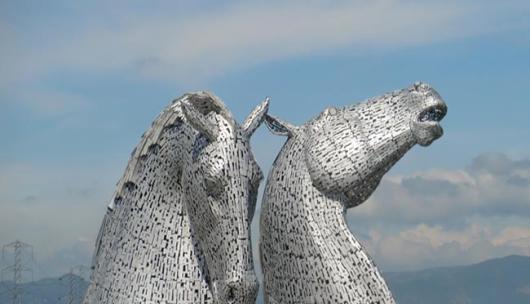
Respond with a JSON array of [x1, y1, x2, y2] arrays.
[[1, 0, 530, 280]]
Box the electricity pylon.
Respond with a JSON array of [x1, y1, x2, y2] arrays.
[[1, 240, 34, 304], [59, 265, 89, 304]]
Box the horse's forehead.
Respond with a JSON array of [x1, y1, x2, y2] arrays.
[[227, 134, 261, 175]]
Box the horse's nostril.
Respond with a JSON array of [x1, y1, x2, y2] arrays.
[[221, 276, 258, 302], [226, 286, 236, 301], [248, 278, 259, 300]]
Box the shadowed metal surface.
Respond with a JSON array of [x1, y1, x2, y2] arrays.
[[84, 93, 268, 303], [260, 82, 447, 304]]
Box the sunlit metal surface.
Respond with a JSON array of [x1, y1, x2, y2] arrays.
[[260, 83, 447, 303], [84, 93, 269, 303]]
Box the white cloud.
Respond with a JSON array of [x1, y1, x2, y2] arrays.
[[492, 227, 530, 247], [347, 153, 530, 271], [2, 1, 528, 115], [2, 0, 526, 87], [350, 153, 530, 223], [359, 222, 530, 271], [518, 285, 530, 295]]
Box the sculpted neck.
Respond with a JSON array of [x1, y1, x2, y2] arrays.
[[261, 132, 396, 303], [269, 135, 352, 231]]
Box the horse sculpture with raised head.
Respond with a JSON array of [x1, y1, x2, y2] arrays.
[[84, 92, 268, 304], [260, 82, 447, 303]]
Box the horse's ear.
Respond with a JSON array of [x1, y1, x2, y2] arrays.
[[241, 97, 270, 138], [264, 114, 298, 137], [182, 101, 219, 142]]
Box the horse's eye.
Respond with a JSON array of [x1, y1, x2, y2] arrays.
[[252, 171, 264, 188], [204, 177, 224, 198]]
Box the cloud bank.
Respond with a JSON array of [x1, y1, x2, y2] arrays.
[[349, 153, 530, 271]]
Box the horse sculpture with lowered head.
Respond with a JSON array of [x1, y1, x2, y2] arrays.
[[260, 82, 447, 303], [84, 92, 268, 303]]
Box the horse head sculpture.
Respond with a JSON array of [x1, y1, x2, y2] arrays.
[[260, 82, 447, 303], [84, 92, 268, 304], [181, 96, 267, 302]]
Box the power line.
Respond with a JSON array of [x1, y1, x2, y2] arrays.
[[1, 240, 34, 304]]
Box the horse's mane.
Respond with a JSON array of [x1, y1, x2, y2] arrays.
[[109, 91, 233, 210]]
